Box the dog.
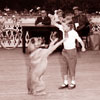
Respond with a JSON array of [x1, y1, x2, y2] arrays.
[[27, 37, 64, 96]]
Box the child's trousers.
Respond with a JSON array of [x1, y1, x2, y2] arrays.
[[61, 48, 77, 78]]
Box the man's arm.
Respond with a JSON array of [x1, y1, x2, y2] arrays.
[[77, 15, 89, 31], [42, 17, 51, 25], [35, 17, 42, 25]]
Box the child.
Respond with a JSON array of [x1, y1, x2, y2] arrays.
[[27, 36, 64, 96], [59, 23, 86, 89]]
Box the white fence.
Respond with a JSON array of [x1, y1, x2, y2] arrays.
[[0, 16, 100, 49]]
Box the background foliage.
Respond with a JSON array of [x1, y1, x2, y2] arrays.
[[0, 0, 100, 13]]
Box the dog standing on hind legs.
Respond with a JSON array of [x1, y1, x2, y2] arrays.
[[27, 37, 64, 96]]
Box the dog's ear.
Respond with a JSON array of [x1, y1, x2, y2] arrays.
[[27, 43, 31, 54], [27, 40, 35, 54]]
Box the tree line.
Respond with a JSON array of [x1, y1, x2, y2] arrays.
[[0, 0, 100, 13]]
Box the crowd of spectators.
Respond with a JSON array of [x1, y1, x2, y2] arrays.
[[0, 7, 100, 50], [0, 7, 100, 28], [0, 7, 100, 37]]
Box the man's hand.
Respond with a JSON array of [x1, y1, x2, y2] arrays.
[[37, 22, 43, 26]]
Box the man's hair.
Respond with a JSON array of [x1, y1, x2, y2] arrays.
[[73, 6, 79, 10], [41, 10, 47, 14]]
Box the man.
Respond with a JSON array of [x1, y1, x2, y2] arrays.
[[72, 6, 90, 49], [34, 10, 51, 44], [72, 6, 90, 37], [35, 10, 51, 25]]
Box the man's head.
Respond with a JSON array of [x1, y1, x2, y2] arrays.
[[41, 10, 47, 17], [73, 6, 80, 16]]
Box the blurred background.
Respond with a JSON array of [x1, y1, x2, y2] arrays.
[[0, 0, 100, 50], [0, 0, 100, 13]]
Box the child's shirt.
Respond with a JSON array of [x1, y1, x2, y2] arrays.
[[63, 29, 79, 50]]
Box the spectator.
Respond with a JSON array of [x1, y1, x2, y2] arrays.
[[35, 10, 51, 25], [72, 6, 90, 49], [34, 10, 51, 44], [72, 6, 90, 37]]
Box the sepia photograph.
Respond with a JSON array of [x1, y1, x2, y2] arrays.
[[0, 0, 100, 100]]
